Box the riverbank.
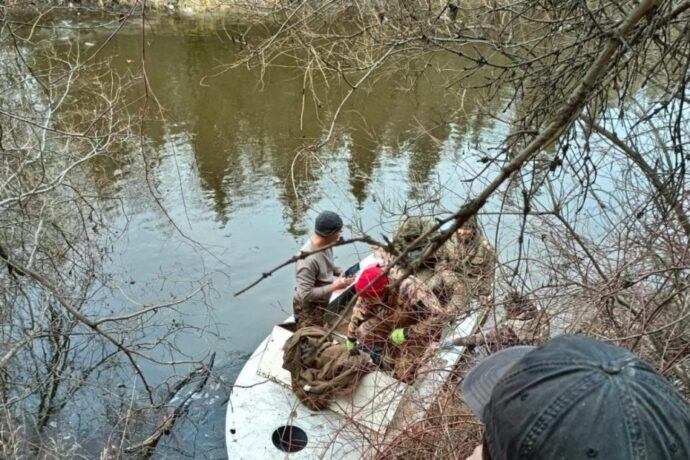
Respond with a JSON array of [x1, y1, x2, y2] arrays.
[[3, 0, 277, 18], [2, 0, 483, 18], [1, 0, 491, 23]]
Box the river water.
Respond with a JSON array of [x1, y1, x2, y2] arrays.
[[6, 7, 686, 459], [19, 12, 515, 458]]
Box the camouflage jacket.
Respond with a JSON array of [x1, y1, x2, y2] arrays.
[[437, 235, 496, 298], [503, 309, 550, 345], [347, 274, 446, 343], [460, 309, 550, 350]]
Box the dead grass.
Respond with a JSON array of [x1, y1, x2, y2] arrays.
[[375, 358, 484, 460]]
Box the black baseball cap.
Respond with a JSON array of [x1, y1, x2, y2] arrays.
[[314, 211, 343, 237], [462, 335, 690, 459]]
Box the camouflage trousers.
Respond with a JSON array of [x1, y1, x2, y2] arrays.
[[393, 340, 442, 382], [352, 308, 442, 381], [356, 330, 439, 382], [293, 297, 328, 328], [422, 269, 476, 316], [354, 312, 402, 348]]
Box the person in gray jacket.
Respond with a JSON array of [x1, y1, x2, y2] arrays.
[[293, 211, 354, 327]]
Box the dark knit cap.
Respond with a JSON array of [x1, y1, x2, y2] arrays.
[[315, 211, 343, 237]]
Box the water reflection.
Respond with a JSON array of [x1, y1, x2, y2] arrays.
[[16, 15, 510, 459], [95, 21, 499, 229]]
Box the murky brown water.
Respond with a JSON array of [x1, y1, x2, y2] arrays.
[[18, 13, 509, 458], [70, 15, 505, 357]]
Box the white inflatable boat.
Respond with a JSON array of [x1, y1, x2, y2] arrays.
[[226, 255, 478, 459]]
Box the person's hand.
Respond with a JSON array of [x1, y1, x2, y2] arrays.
[[440, 337, 458, 349], [345, 337, 358, 356], [456, 336, 473, 346], [332, 275, 355, 291], [466, 444, 483, 460], [440, 335, 471, 349], [390, 328, 407, 345]]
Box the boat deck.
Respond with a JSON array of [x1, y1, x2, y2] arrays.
[[226, 314, 477, 459], [226, 253, 479, 458]]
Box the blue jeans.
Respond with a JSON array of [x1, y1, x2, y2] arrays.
[[359, 344, 385, 368]]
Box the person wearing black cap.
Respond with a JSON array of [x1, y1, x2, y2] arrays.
[[293, 211, 354, 327], [461, 335, 690, 460]]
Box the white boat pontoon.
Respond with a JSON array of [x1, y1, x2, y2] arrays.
[[226, 255, 478, 459]]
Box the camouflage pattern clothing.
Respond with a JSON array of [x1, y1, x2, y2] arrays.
[[381, 216, 439, 292], [455, 307, 550, 353], [432, 234, 497, 313], [347, 274, 446, 348], [392, 217, 439, 262], [346, 273, 450, 381], [503, 310, 550, 345]]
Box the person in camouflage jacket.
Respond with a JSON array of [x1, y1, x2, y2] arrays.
[[392, 216, 439, 275], [346, 265, 445, 345], [444, 292, 550, 353], [345, 265, 447, 379], [431, 215, 497, 315]]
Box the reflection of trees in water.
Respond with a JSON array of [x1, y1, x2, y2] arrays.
[[112, 31, 503, 229], [4, 4, 689, 457], [233, 1, 690, 407], [347, 124, 381, 207], [0, 28, 123, 456], [1, 18, 219, 458], [406, 127, 447, 198], [130, 31, 323, 230]]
